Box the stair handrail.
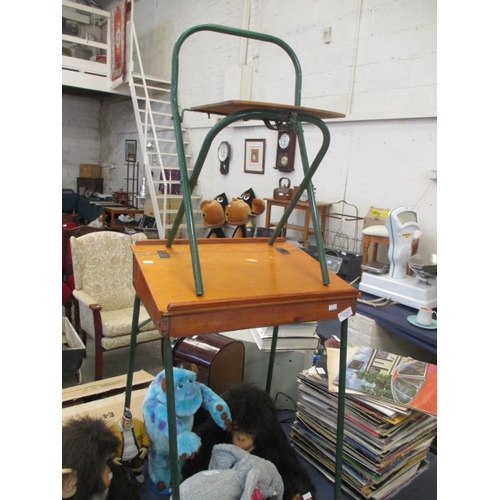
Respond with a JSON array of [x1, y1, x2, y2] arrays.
[[128, 0, 169, 236]]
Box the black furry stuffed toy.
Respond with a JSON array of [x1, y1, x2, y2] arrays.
[[62, 415, 140, 500], [182, 383, 316, 500]]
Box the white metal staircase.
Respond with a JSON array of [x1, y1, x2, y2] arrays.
[[127, 10, 201, 239]]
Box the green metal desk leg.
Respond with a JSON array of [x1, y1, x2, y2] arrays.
[[265, 325, 280, 394], [125, 296, 154, 410], [334, 318, 349, 500], [163, 337, 181, 499], [125, 297, 180, 498], [124, 295, 141, 410]]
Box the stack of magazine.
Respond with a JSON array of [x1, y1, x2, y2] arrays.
[[250, 322, 320, 351], [290, 346, 437, 500]]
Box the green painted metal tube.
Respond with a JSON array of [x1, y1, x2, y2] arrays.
[[265, 325, 280, 394], [168, 109, 330, 252], [296, 120, 331, 285], [268, 116, 332, 285], [171, 24, 302, 107], [162, 338, 181, 498], [334, 318, 349, 500], [124, 294, 141, 410]]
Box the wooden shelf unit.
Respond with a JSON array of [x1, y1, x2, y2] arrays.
[[264, 197, 330, 244]]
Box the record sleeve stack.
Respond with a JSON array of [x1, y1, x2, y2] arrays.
[[250, 321, 320, 351], [290, 347, 437, 500]]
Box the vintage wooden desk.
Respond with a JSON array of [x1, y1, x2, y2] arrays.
[[264, 197, 330, 244], [126, 24, 353, 500], [125, 238, 359, 499]]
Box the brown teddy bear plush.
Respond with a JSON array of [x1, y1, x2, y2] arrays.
[[225, 188, 265, 238], [200, 192, 229, 238]]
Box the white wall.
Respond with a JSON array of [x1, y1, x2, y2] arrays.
[[187, 116, 436, 254], [134, 0, 436, 117], [98, 94, 143, 194], [62, 95, 101, 191], [63, 0, 437, 254], [131, 0, 437, 254], [62, 92, 146, 196]]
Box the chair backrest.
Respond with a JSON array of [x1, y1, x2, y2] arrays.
[[63, 226, 107, 277], [71, 231, 147, 311]]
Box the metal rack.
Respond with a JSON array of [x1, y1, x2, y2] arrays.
[[124, 158, 140, 207], [324, 199, 363, 254]]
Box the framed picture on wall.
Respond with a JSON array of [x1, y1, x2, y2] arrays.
[[244, 139, 266, 174], [125, 140, 137, 161]]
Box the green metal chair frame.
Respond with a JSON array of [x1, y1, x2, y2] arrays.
[[167, 24, 332, 296]]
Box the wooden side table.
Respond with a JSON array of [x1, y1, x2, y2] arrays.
[[103, 207, 144, 228], [264, 198, 330, 244]]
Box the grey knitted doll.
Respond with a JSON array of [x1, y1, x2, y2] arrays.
[[179, 443, 284, 500]]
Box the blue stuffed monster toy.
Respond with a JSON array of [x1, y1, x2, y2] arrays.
[[142, 366, 232, 493]]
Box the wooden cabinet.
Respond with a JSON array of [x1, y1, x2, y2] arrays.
[[76, 177, 103, 196]]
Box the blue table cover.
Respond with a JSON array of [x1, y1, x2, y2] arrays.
[[356, 291, 437, 355], [62, 189, 78, 212]]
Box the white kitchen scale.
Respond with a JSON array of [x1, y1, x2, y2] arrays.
[[359, 206, 437, 310]]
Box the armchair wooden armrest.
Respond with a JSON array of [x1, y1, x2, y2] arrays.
[[89, 303, 104, 379], [72, 289, 99, 309]]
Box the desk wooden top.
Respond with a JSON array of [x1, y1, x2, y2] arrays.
[[132, 239, 359, 338], [191, 100, 345, 120]]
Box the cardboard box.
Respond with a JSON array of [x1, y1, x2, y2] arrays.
[[79, 164, 102, 178], [62, 371, 156, 426], [62, 317, 85, 379], [62, 370, 155, 408], [363, 206, 390, 230], [62, 388, 148, 425]]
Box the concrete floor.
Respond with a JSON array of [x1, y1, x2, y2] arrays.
[[62, 324, 165, 389]]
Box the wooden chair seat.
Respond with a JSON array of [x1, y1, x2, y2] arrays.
[[361, 225, 422, 269]]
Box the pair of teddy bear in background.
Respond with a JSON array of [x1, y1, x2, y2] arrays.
[[201, 188, 265, 238]]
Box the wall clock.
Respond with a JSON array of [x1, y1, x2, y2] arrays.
[[218, 141, 231, 175], [275, 130, 296, 172]]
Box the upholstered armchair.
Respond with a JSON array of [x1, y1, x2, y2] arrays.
[[63, 225, 107, 329], [70, 231, 162, 380]]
